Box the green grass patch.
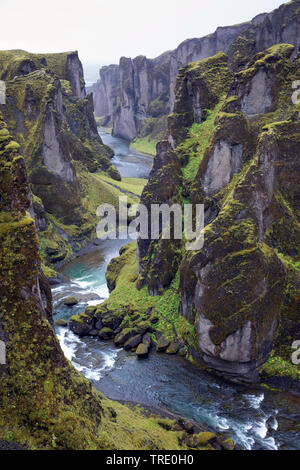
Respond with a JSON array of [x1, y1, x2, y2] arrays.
[[260, 355, 300, 381], [180, 98, 225, 182], [98, 174, 147, 198], [131, 137, 157, 156]]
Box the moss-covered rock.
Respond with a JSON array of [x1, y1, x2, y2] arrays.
[[64, 296, 79, 306], [136, 343, 149, 358], [0, 49, 122, 275], [156, 336, 170, 353], [98, 328, 115, 340], [55, 319, 68, 327], [124, 334, 143, 351], [134, 44, 300, 383], [114, 328, 139, 346]]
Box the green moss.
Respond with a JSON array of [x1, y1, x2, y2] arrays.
[[260, 355, 300, 381], [102, 242, 196, 353], [131, 136, 157, 156]]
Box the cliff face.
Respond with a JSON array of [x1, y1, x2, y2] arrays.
[[92, 0, 300, 141], [91, 64, 120, 120], [137, 44, 300, 383], [0, 114, 106, 448], [0, 49, 121, 272]]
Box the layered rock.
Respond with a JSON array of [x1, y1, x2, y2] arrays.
[[137, 44, 300, 383], [92, 0, 300, 141]]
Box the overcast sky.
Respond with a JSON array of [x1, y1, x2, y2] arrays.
[[0, 0, 286, 68]]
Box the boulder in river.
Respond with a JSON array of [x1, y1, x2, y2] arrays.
[[55, 319, 68, 327], [114, 328, 138, 346], [156, 336, 170, 352], [124, 334, 143, 351], [142, 333, 152, 348], [166, 341, 180, 355], [98, 327, 115, 340], [64, 296, 79, 306], [136, 343, 149, 358], [69, 314, 93, 336]]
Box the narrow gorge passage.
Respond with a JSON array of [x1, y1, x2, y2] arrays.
[[53, 131, 300, 451]]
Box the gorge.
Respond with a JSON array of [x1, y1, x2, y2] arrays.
[[0, 0, 299, 452]]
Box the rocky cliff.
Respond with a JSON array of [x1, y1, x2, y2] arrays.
[[137, 43, 300, 383], [0, 50, 122, 274], [0, 113, 106, 448], [92, 0, 300, 142]]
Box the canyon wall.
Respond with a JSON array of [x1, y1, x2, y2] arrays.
[[92, 0, 300, 141], [136, 44, 300, 383]]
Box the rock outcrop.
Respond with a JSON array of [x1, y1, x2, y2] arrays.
[[92, 0, 300, 141], [136, 44, 300, 383]]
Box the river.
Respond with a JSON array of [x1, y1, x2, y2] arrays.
[[52, 130, 300, 451]]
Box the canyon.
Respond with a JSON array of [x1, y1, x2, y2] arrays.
[[0, 0, 299, 451]]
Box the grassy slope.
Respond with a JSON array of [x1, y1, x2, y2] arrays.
[[130, 137, 157, 156]]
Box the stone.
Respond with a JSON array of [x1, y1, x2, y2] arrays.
[[98, 328, 115, 340], [177, 418, 194, 434], [166, 341, 180, 355], [101, 314, 122, 331], [124, 334, 143, 351], [156, 336, 170, 353], [69, 315, 92, 337], [55, 319, 68, 327], [142, 333, 152, 348], [195, 432, 217, 446], [88, 329, 99, 336], [63, 296, 79, 307], [218, 436, 234, 450], [136, 343, 149, 358], [114, 328, 138, 346]]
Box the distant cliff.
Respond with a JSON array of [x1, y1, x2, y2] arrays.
[[92, 0, 300, 141]]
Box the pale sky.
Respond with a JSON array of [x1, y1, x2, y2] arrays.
[[0, 0, 286, 68]]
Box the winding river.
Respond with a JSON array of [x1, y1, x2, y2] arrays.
[[53, 130, 300, 451]]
